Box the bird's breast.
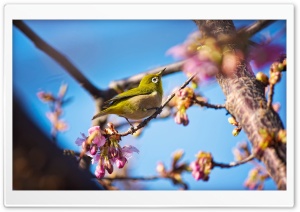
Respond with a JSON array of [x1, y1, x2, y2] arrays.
[[124, 91, 162, 120]]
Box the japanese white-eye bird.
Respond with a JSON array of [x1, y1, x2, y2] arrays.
[[92, 68, 165, 121]]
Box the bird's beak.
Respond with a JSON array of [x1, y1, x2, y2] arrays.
[[158, 68, 166, 76]]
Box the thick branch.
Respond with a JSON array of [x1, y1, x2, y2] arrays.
[[13, 20, 102, 99], [239, 20, 276, 38], [194, 20, 286, 189]]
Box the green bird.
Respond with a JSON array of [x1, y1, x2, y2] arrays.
[[92, 68, 165, 123]]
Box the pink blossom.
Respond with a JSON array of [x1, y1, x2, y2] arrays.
[[95, 163, 105, 179], [77, 124, 139, 178], [272, 102, 281, 113], [88, 126, 100, 135], [174, 111, 189, 126], [104, 158, 114, 174], [37, 91, 55, 102], [166, 31, 201, 59], [121, 145, 140, 159], [183, 56, 218, 83], [75, 133, 87, 146], [46, 112, 68, 132], [88, 126, 106, 147], [166, 43, 191, 59], [90, 145, 97, 155], [90, 152, 100, 164], [190, 152, 212, 181], [116, 157, 127, 168], [249, 43, 285, 69]]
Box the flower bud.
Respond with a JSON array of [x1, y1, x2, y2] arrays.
[[272, 102, 281, 113], [228, 117, 238, 126], [109, 147, 118, 158], [95, 164, 105, 179], [277, 129, 286, 144], [277, 63, 284, 72], [58, 83, 68, 99], [104, 159, 113, 174], [90, 145, 97, 155], [232, 127, 241, 136], [156, 162, 165, 174], [37, 91, 55, 102], [256, 72, 269, 86], [172, 149, 184, 163], [116, 157, 127, 169]]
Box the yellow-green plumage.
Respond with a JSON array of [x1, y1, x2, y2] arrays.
[[92, 68, 165, 120]]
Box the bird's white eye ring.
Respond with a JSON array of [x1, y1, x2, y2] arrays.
[[152, 77, 159, 83]]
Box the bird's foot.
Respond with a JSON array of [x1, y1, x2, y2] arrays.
[[130, 126, 135, 134], [124, 117, 135, 134]]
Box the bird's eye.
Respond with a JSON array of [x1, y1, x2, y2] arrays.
[[152, 77, 159, 83]]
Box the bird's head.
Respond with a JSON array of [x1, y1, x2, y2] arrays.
[[139, 68, 165, 94]]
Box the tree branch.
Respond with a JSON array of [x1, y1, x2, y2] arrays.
[[108, 60, 185, 91], [213, 154, 255, 168], [101, 175, 188, 190], [267, 84, 275, 109], [193, 99, 226, 110], [103, 176, 161, 181], [13, 20, 103, 99], [117, 73, 196, 136], [194, 20, 286, 189]]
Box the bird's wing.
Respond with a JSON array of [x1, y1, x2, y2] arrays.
[[102, 87, 153, 109]]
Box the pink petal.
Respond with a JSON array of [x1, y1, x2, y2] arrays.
[[46, 112, 56, 123], [88, 126, 100, 135], [58, 83, 68, 99], [192, 171, 201, 181], [166, 44, 190, 59], [91, 153, 101, 164], [75, 137, 86, 146], [122, 145, 139, 159], [55, 120, 68, 132], [250, 44, 285, 69], [90, 145, 97, 155], [190, 161, 199, 171], [183, 57, 218, 84], [93, 135, 106, 147], [95, 164, 105, 179], [174, 112, 182, 124], [116, 157, 127, 168]]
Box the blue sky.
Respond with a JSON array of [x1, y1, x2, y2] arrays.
[[13, 20, 286, 190]]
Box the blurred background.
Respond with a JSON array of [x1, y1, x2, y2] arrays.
[[13, 20, 286, 190]]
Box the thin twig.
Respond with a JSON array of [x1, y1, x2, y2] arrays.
[[101, 175, 188, 190], [193, 99, 226, 110], [103, 176, 162, 181], [267, 84, 275, 109], [117, 73, 197, 136], [13, 20, 103, 99], [213, 154, 255, 168]]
